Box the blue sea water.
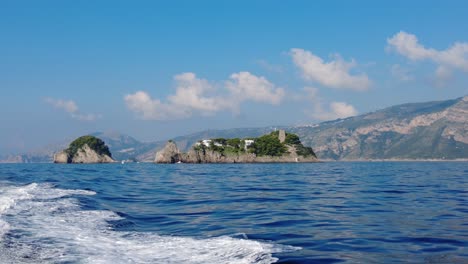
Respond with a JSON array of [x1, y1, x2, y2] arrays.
[[0, 162, 467, 263]]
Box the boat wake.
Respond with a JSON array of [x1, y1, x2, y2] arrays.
[[0, 182, 298, 264]]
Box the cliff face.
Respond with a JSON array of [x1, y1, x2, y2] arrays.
[[71, 144, 114, 163], [54, 136, 115, 164], [54, 144, 114, 163], [155, 141, 181, 163], [181, 148, 257, 163], [53, 151, 70, 163]]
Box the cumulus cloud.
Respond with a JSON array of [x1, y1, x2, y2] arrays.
[[387, 31, 468, 82], [125, 72, 285, 120], [226, 72, 284, 105], [290, 48, 371, 91], [329, 102, 358, 118], [168, 73, 233, 113], [124, 91, 182, 120], [44, 97, 100, 121], [125, 73, 233, 120], [303, 87, 358, 121]]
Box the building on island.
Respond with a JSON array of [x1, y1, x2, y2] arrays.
[[244, 139, 254, 150]]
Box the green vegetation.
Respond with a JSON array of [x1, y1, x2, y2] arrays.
[[66, 135, 112, 158], [284, 132, 316, 157], [192, 143, 205, 152], [193, 130, 316, 158], [249, 133, 287, 156], [194, 137, 247, 155], [295, 145, 316, 157], [285, 133, 301, 145]]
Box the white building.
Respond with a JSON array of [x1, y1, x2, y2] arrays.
[[244, 139, 254, 150], [195, 139, 222, 147], [202, 139, 212, 147]]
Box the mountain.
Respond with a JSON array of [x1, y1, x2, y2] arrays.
[[161, 96, 468, 160], [291, 96, 468, 160], [1, 96, 467, 162], [89, 132, 161, 161]]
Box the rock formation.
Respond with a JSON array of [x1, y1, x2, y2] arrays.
[[180, 148, 258, 163], [155, 131, 318, 163], [155, 141, 181, 163], [54, 136, 115, 163]]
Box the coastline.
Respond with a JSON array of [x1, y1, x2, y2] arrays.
[[2, 159, 467, 164]]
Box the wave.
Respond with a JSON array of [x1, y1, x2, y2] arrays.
[[0, 182, 298, 264]]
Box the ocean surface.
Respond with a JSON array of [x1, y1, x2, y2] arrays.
[[0, 162, 467, 264]]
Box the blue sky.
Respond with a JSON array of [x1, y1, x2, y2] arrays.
[[1, 1, 467, 154]]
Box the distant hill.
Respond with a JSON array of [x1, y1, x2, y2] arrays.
[[1, 96, 467, 162], [160, 96, 468, 160], [291, 96, 468, 160], [89, 132, 160, 161]]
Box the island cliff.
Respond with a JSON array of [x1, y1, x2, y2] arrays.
[[54, 135, 115, 163], [155, 130, 319, 163]]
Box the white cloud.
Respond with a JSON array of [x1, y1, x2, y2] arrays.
[[44, 97, 99, 121], [124, 91, 188, 120], [125, 72, 284, 120], [290, 48, 371, 91], [391, 64, 414, 82], [387, 31, 436, 60], [303, 87, 358, 121], [329, 102, 358, 118], [44, 98, 78, 113], [226, 71, 284, 105], [125, 73, 233, 120], [168, 73, 232, 113], [387, 31, 468, 81]]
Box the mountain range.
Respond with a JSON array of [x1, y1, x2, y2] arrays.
[[1, 96, 467, 162]]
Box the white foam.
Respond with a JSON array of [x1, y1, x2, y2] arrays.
[[0, 183, 299, 264]]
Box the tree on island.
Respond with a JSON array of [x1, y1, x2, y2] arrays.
[[66, 135, 112, 158], [249, 133, 287, 156]]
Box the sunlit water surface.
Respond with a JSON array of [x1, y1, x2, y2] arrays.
[[0, 162, 467, 263]]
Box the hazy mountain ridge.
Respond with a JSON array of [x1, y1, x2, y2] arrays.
[[290, 96, 468, 160], [1, 96, 467, 162]]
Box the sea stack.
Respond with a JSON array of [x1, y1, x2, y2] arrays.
[[54, 135, 115, 163], [154, 140, 181, 163]]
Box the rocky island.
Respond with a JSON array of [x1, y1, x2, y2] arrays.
[[155, 130, 319, 163], [54, 135, 115, 163]]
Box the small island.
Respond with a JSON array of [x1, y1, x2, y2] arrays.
[[54, 135, 115, 163], [155, 130, 319, 163]]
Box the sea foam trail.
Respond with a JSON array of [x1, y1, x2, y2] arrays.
[[0, 183, 297, 264]]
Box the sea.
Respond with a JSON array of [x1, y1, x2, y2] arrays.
[[0, 162, 467, 264]]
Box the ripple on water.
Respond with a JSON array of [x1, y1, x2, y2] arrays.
[[0, 162, 467, 263]]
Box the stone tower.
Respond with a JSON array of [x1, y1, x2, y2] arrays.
[[278, 129, 286, 143]]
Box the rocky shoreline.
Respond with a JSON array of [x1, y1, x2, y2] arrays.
[[155, 130, 319, 164]]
